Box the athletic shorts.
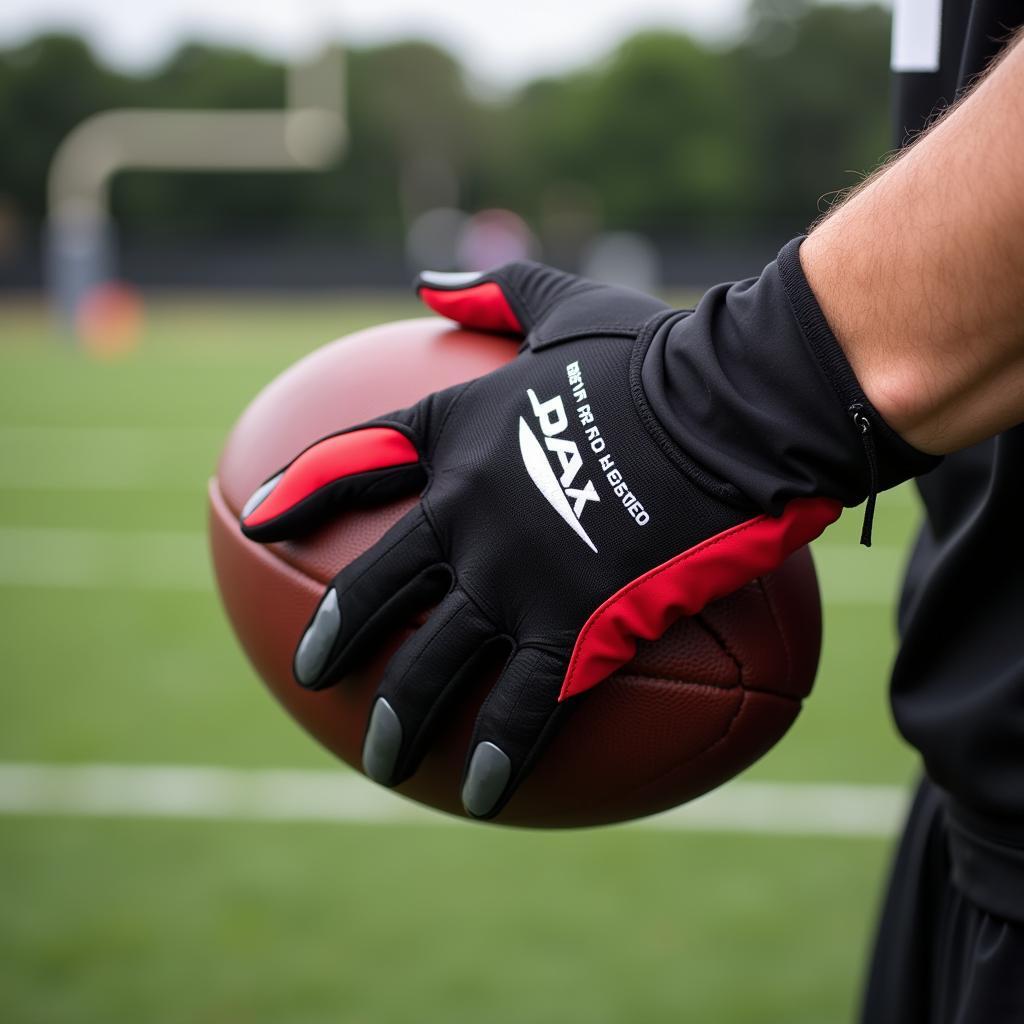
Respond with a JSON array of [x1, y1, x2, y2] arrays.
[[859, 777, 1024, 1023]]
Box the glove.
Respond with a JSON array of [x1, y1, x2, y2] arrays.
[[240, 240, 937, 818]]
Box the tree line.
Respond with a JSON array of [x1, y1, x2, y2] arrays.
[[0, 0, 892, 248]]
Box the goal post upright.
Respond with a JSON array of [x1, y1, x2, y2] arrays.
[[44, 46, 348, 335]]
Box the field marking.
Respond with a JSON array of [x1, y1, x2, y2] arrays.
[[0, 525, 905, 604], [0, 762, 909, 838]]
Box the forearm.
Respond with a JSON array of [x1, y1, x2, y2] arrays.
[[801, 31, 1024, 455]]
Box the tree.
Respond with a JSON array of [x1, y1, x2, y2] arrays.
[[0, 7, 892, 248]]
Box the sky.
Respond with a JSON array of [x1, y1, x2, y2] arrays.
[[0, 0, 883, 90]]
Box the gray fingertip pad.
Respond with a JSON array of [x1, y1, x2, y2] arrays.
[[241, 472, 283, 521], [462, 742, 511, 819], [418, 270, 483, 289], [294, 588, 341, 687], [362, 698, 403, 785]]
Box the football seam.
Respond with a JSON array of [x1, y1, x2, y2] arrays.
[[754, 576, 795, 692], [524, 689, 751, 825], [530, 687, 799, 826], [611, 672, 804, 703]]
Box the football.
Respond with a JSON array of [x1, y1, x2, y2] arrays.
[[209, 318, 823, 826]]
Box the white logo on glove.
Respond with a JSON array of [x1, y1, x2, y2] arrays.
[[519, 389, 600, 553]]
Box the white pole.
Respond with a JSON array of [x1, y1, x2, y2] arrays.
[[45, 47, 347, 328]]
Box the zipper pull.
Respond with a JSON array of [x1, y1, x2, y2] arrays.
[[850, 403, 878, 547]]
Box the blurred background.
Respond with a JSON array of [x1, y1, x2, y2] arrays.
[[0, 1, 920, 1021]]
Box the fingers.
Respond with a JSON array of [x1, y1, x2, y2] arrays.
[[361, 588, 497, 786], [461, 647, 571, 819], [416, 262, 669, 345], [357, 598, 568, 822], [291, 507, 447, 689], [240, 425, 424, 543]]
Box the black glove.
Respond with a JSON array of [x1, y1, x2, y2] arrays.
[[240, 241, 937, 818]]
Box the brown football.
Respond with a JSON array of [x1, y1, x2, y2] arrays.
[[208, 318, 823, 827]]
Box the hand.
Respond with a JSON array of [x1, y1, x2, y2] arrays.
[[240, 262, 841, 818]]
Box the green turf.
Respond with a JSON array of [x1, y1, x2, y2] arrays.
[[0, 295, 921, 1023], [1, 820, 889, 1024]]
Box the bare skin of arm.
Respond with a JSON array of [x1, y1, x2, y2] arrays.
[[800, 31, 1024, 456]]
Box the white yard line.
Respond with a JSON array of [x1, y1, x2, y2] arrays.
[[0, 762, 909, 837], [0, 526, 904, 604]]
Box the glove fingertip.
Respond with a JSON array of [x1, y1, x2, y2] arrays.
[[461, 741, 511, 819], [240, 472, 283, 529]]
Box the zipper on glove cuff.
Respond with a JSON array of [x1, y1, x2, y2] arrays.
[[850, 403, 878, 547]]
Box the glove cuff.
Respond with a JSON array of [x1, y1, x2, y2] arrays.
[[637, 237, 941, 518], [776, 236, 940, 494]]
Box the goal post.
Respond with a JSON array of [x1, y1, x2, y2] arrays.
[[45, 47, 347, 336]]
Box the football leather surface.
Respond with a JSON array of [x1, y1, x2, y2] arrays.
[[209, 319, 823, 826]]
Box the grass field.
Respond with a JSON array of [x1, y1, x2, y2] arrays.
[[0, 295, 922, 1023]]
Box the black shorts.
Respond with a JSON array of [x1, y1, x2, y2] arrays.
[[860, 778, 1024, 1023]]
